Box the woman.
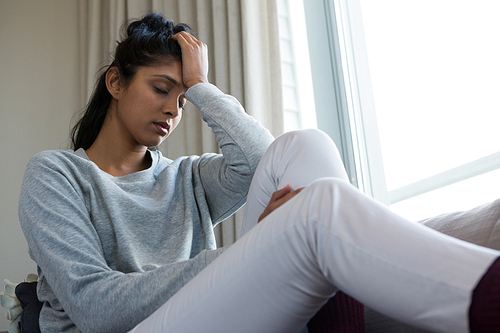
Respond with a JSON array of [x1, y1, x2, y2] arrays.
[[19, 13, 499, 333]]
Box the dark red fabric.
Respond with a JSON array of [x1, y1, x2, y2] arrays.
[[307, 291, 365, 333], [469, 256, 500, 333]]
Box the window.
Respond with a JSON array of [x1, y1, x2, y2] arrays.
[[278, 0, 317, 132], [279, 0, 500, 221], [355, 0, 500, 221]]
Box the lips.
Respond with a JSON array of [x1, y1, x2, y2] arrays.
[[153, 122, 170, 135]]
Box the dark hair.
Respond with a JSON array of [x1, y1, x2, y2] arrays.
[[71, 13, 194, 150]]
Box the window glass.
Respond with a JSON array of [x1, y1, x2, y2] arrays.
[[359, 0, 500, 220], [391, 168, 500, 222]]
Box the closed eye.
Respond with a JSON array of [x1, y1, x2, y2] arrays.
[[154, 87, 168, 95]]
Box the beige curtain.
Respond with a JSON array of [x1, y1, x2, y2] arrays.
[[77, 0, 283, 247]]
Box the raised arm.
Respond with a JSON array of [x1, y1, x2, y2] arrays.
[[173, 31, 275, 223]]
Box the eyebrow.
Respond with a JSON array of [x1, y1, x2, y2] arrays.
[[153, 74, 180, 87]]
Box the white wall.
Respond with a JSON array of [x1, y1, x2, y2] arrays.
[[0, 0, 80, 329]]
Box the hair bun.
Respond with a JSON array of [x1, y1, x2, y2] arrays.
[[126, 13, 176, 38]]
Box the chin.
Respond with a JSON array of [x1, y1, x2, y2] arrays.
[[141, 136, 167, 148], [145, 142, 162, 149]]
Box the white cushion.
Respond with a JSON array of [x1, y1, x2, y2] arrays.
[[420, 198, 500, 250]]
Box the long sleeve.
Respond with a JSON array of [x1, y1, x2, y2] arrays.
[[19, 83, 274, 333]]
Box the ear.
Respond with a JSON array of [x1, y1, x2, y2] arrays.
[[106, 67, 122, 100]]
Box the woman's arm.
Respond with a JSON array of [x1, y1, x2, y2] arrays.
[[186, 83, 274, 224], [172, 31, 274, 224]]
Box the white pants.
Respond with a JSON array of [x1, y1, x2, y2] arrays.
[[130, 129, 499, 333]]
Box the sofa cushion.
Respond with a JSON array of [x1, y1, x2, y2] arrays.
[[420, 198, 500, 251]]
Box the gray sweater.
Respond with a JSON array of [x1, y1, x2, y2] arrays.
[[19, 83, 274, 333]]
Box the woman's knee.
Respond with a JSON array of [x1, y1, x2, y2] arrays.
[[270, 129, 347, 180], [274, 129, 340, 154]]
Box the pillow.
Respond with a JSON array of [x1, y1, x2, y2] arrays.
[[419, 198, 500, 250], [15, 281, 42, 333]]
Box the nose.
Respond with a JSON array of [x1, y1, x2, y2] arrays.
[[163, 99, 181, 118]]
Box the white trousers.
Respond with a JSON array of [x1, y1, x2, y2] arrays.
[[130, 129, 499, 333]]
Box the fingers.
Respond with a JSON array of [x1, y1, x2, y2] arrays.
[[270, 184, 293, 201], [275, 187, 304, 206], [270, 185, 303, 205], [171, 31, 199, 42], [258, 185, 305, 222], [170, 32, 209, 88], [170, 31, 200, 49]]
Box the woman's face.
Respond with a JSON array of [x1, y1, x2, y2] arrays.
[[112, 60, 187, 148]]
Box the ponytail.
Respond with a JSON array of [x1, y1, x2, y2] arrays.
[[71, 67, 111, 150]]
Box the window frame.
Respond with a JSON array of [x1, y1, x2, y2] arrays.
[[301, 0, 389, 203]]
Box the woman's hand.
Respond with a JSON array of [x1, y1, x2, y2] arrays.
[[258, 184, 304, 222], [171, 31, 209, 88]]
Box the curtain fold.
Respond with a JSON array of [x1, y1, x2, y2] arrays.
[[77, 0, 283, 247]]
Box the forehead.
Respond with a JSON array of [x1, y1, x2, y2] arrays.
[[136, 60, 184, 84]]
